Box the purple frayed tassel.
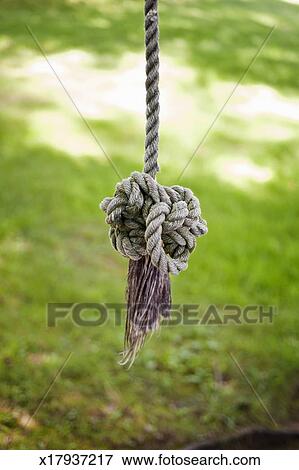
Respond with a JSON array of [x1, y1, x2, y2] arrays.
[[119, 256, 171, 366]]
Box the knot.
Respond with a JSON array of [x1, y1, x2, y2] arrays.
[[100, 172, 208, 275]]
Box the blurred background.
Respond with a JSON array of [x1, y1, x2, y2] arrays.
[[0, 0, 299, 450]]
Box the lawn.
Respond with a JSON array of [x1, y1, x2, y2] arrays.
[[0, 0, 299, 449]]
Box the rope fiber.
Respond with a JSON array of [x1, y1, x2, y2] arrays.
[[144, 0, 160, 178], [100, 0, 207, 273], [100, 0, 207, 364]]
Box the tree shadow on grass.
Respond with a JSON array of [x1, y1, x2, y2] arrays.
[[1, 0, 299, 443], [1, 0, 299, 93], [1, 103, 299, 448]]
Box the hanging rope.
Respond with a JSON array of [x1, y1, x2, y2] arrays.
[[144, 0, 160, 178], [100, 172, 207, 274], [100, 0, 207, 365]]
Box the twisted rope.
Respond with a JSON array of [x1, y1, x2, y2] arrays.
[[144, 0, 160, 178], [101, 172, 207, 274], [100, 0, 207, 275]]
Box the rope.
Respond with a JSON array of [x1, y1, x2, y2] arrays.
[[100, 0, 207, 275], [101, 172, 207, 274], [144, 0, 160, 178]]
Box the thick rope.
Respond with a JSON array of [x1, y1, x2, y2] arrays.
[[100, 0, 207, 275], [144, 0, 160, 178], [101, 172, 207, 274]]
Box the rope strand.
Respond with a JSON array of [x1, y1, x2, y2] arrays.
[[100, 0, 208, 275], [100, 0, 208, 365], [144, 0, 160, 179]]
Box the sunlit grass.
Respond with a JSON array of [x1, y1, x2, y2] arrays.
[[0, 0, 299, 450]]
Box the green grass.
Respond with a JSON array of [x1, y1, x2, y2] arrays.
[[0, 0, 299, 449]]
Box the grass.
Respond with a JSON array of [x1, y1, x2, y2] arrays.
[[0, 0, 299, 449]]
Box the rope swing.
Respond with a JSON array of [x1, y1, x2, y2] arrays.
[[100, 0, 207, 365]]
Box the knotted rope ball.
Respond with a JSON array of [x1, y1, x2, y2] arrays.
[[100, 0, 208, 365], [100, 171, 207, 275]]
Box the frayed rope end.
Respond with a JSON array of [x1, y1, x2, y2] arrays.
[[119, 256, 171, 367]]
